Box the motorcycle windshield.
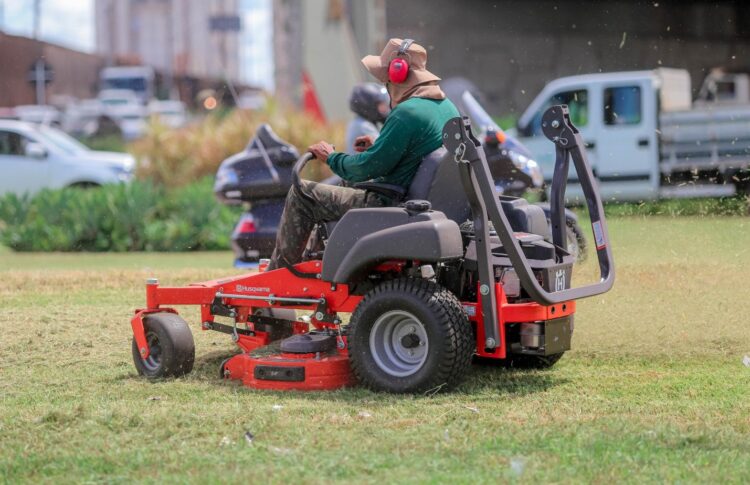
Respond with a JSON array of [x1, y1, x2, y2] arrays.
[[461, 91, 533, 158], [461, 91, 500, 134]]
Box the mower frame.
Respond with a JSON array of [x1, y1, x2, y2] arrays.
[[130, 105, 614, 387]]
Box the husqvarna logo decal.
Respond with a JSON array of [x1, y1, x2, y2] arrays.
[[236, 285, 270, 293], [555, 270, 566, 291]]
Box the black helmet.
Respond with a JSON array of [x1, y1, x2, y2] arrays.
[[349, 83, 390, 123]]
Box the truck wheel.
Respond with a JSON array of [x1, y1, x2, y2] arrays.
[[504, 352, 565, 369], [566, 219, 587, 262], [131, 312, 195, 379], [348, 278, 473, 393]]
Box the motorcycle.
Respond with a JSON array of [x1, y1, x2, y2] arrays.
[[214, 93, 586, 267]]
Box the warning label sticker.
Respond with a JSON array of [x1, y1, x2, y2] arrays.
[[592, 220, 606, 250]]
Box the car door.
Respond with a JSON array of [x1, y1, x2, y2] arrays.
[[594, 81, 659, 200], [0, 130, 50, 196]]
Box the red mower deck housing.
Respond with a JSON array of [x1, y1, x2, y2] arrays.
[[131, 260, 576, 391]]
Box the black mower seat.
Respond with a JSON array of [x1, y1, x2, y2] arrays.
[[310, 148, 550, 258], [407, 148, 550, 238]]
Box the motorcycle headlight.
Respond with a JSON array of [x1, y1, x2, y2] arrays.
[[507, 150, 544, 188]]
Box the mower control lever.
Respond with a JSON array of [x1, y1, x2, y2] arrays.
[[442, 108, 614, 308], [292, 152, 315, 194]]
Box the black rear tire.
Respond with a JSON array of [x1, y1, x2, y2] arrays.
[[565, 218, 587, 262], [132, 312, 195, 379], [348, 278, 473, 393]]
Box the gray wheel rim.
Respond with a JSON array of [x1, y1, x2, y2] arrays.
[[369, 310, 428, 377], [142, 331, 162, 372]]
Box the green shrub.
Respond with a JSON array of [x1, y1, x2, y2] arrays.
[[0, 179, 240, 252]]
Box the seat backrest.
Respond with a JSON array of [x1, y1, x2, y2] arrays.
[[406, 147, 472, 224]]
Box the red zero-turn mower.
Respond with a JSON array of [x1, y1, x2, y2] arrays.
[[129, 106, 614, 393]]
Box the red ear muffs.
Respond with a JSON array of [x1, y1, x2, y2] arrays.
[[388, 58, 410, 84], [388, 38, 415, 84]]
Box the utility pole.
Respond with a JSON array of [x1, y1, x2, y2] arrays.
[[273, 0, 302, 108], [34, 60, 46, 105], [32, 0, 41, 39]]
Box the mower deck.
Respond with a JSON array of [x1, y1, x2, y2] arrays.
[[131, 261, 576, 391]]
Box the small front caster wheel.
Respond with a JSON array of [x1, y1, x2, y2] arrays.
[[132, 312, 195, 379]]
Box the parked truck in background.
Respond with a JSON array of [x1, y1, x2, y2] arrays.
[[513, 68, 750, 201], [695, 69, 750, 107], [100, 66, 155, 105]]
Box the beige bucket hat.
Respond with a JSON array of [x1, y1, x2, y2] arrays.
[[361, 38, 441, 86]]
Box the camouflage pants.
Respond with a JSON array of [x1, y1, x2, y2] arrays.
[[269, 180, 385, 270]]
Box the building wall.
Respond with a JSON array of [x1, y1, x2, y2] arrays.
[[0, 33, 103, 107], [273, 0, 387, 120], [385, 0, 750, 116], [95, 0, 240, 83]]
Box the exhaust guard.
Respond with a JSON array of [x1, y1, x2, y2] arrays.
[[442, 105, 615, 349]]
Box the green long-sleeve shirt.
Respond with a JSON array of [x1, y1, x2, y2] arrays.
[[327, 97, 459, 188]]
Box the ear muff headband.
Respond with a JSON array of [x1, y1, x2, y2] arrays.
[[398, 39, 414, 56], [388, 38, 415, 84]]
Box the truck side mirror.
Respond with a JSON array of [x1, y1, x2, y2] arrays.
[[25, 142, 47, 159]]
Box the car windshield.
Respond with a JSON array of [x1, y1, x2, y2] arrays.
[[102, 77, 147, 93], [36, 126, 89, 155]]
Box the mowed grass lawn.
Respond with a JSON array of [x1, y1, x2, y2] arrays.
[[1, 216, 750, 483]]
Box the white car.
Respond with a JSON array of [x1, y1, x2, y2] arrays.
[[148, 100, 187, 128], [99, 89, 148, 140], [0, 120, 135, 196], [14, 105, 62, 126], [98, 89, 141, 108], [63, 99, 104, 137]]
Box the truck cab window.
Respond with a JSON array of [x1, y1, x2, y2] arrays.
[[0, 131, 26, 156], [604, 86, 641, 125], [526, 89, 588, 136]]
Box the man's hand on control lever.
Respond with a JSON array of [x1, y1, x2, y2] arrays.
[[354, 135, 374, 152], [308, 141, 335, 161]]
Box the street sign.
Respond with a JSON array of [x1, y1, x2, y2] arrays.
[[27, 59, 54, 85], [209, 15, 242, 32]]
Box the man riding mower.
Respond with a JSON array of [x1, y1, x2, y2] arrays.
[[215, 51, 586, 267], [129, 40, 614, 393], [130, 106, 613, 392]]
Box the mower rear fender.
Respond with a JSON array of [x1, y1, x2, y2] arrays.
[[322, 207, 463, 283], [323, 219, 463, 283]]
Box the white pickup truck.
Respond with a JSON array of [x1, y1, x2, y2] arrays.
[[513, 68, 750, 201]]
